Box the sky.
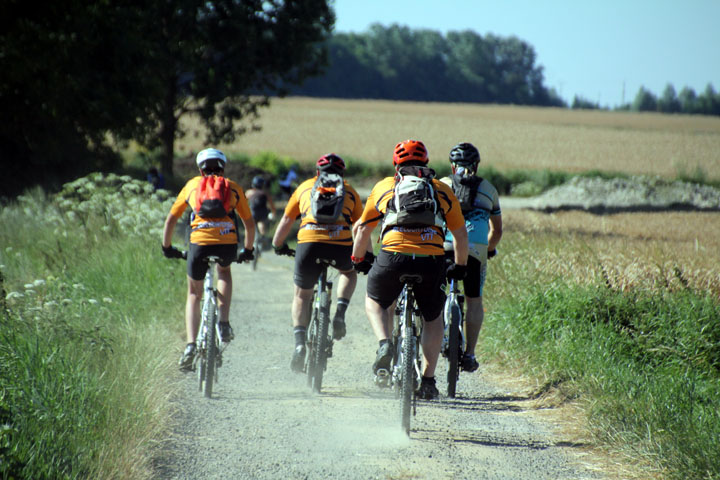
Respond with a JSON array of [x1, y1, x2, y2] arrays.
[[332, 0, 720, 107]]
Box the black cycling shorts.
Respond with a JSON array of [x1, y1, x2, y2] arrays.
[[443, 252, 486, 298], [366, 250, 446, 322], [251, 207, 270, 223], [187, 243, 237, 281], [294, 242, 353, 289]]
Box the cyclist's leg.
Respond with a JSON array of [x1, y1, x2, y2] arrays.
[[290, 243, 322, 370], [185, 276, 204, 343], [292, 285, 314, 329], [216, 264, 232, 324], [463, 256, 486, 357], [414, 256, 447, 379], [420, 313, 443, 378]]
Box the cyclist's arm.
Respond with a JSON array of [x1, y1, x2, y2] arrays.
[[266, 191, 277, 215], [488, 214, 502, 252], [449, 225, 469, 266], [352, 222, 374, 260], [271, 214, 295, 248], [162, 213, 179, 248], [240, 216, 255, 250]]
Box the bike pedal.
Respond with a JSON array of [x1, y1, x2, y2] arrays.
[[374, 369, 391, 388]]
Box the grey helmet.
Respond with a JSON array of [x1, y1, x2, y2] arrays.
[[449, 142, 480, 169]]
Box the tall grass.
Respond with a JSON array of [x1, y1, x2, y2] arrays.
[[1, 177, 186, 479], [482, 220, 720, 480]]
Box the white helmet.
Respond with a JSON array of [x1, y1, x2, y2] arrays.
[[196, 148, 227, 170]]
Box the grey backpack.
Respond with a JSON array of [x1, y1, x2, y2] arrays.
[[310, 172, 346, 224], [383, 165, 444, 229]]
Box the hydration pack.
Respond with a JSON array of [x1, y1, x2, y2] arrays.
[[450, 174, 482, 213], [383, 165, 443, 229], [310, 172, 346, 224], [194, 175, 232, 218]]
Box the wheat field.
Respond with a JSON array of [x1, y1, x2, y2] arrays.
[[179, 96, 720, 180]]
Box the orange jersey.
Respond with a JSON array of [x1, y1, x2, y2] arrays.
[[169, 176, 252, 245], [359, 176, 465, 255], [285, 177, 363, 245]]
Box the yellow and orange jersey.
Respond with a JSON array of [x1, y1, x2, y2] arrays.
[[284, 176, 363, 245], [169, 176, 252, 245], [359, 176, 465, 256]]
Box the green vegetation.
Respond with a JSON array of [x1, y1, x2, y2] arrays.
[[482, 234, 720, 480], [0, 176, 185, 479]]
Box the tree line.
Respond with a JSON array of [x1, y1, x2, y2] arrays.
[[292, 24, 566, 107], [572, 83, 720, 115]]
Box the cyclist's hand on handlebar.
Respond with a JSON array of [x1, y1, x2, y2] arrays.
[[162, 244, 185, 259], [352, 252, 373, 275], [236, 247, 255, 263], [446, 262, 467, 280], [273, 243, 295, 257], [487, 248, 497, 259]]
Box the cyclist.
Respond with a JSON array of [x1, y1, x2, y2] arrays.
[[271, 154, 366, 373], [441, 142, 502, 373], [161, 148, 256, 371], [245, 175, 277, 250], [351, 139, 469, 400]]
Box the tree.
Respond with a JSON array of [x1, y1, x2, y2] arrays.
[[632, 86, 657, 112], [134, 0, 334, 175], [678, 87, 698, 113], [657, 84, 681, 113]]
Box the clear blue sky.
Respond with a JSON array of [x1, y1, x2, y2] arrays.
[[332, 0, 720, 107]]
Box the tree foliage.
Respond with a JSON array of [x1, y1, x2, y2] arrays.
[[0, 0, 333, 196], [294, 24, 566, 107]]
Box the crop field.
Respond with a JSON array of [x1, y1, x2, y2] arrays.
[[179, 96, 720, 181]]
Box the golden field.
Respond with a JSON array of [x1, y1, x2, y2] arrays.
[[179, 96, 720, 180]]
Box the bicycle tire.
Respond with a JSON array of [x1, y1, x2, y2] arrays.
[[252, 239, 260, 271], [311, 288, 331, 393], [447, 303, 462, 398], [306, 292, 319, 387], [400, 293, 415, 435], [203, 298, 218, 398]]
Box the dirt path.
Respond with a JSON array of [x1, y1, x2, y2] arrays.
[[155, 252, 608, 480]]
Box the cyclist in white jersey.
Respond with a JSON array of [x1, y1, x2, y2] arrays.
[[441, 142, 502, 372]]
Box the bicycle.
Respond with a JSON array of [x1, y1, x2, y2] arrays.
[[442, 278, 465, 398], [194, 255, 226, 398], [276, 248, 336, 394], [252, 234, 262, 271], [375, 274, 424, 436]]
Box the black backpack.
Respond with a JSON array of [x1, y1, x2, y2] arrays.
[[450, 174, 482, 213], [310, 172, 346, 224]]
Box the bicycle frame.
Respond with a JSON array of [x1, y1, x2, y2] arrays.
[[195, 256, 224, 398]]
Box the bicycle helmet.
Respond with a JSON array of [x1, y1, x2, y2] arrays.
[[393, 139, 428, 166], [449, 142, 480, 168], [316, 153, 346, 175], [196, 148, 227, 172], [251, 175, 265, 189]]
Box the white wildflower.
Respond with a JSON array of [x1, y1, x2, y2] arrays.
[[6, 291, 23, 300], [73, 283, 85, 290], [87, 298, 98, 305], [24, 283, 34, 289], [33, 279, 46, 287], [61, 298, 72, 305], [24, 289, 35, 296], [44, 301, 59, 308], [102, 297, 113, 303]]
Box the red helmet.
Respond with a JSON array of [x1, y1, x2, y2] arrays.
[[393, 139, 428, 166], [316, 153, 346, 174]]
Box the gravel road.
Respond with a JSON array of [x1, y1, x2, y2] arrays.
[[155, 251, 608, 480]]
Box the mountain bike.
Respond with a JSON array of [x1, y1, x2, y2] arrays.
[[194, 255, 226, 398], [442, 278, 465, 398], [376, 274, 424, 436], [305, 258, 336, 393]]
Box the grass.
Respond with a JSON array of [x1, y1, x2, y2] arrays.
[[1, 178, 186, 479]]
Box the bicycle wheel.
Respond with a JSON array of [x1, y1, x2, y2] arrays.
[[305, 291, 319, 387], [400, 295, 415, 435], [203, 299, 219, 398], [446, 302, 462, 398], [311, 288, 331, 393], [252, 238, 261, 271]]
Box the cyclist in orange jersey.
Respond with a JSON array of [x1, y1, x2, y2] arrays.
[[351, 139, 469, 400], [162, 148, 256, 370], [271, 154, 368, 373]]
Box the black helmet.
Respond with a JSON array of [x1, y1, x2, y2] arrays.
[[449, 142, 480, 168], [252, 175, 265, 189]]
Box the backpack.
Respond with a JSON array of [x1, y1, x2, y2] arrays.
[[194, 175, 232, 218], [310, 172, 346, 224], [383, 165, 444, 229], [450, 174, 482, 213]]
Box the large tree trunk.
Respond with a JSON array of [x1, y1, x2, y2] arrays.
[[160, 83, 177, 177]]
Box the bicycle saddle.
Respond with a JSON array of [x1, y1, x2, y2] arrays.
[[399, 274, 423, 284]]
